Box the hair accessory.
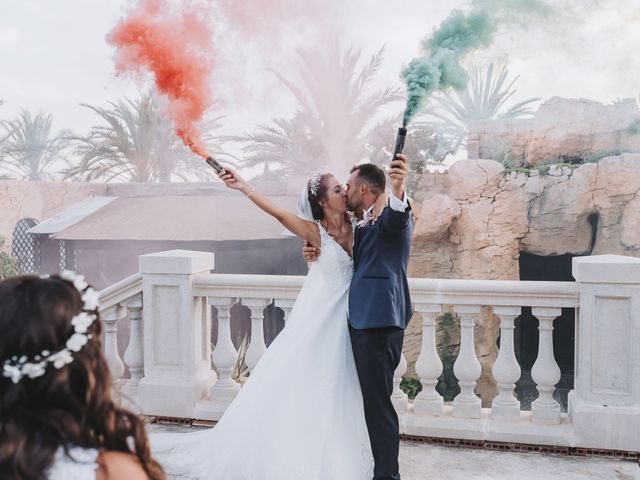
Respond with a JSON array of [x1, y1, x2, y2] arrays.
[[1, 271, 100, 384], [308, 174, 322, 196]]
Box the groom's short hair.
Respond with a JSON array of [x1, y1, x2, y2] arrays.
[[350, 163, 386, 195]]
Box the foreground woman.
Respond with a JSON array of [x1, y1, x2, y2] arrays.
[[0, 273, 164, 480]]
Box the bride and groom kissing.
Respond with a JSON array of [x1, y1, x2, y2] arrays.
[[154, 155, 413, 480]]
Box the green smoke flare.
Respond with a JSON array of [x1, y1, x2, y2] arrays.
[[401, 9, 496, 126]]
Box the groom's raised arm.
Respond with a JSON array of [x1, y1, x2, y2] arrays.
[[380, 154, 412, 235]]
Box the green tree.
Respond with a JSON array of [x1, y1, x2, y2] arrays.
[[234, 41, 403, 179], [0, 236, 18, 280], [65, 90, 233, 182], [0, 110, 69, 181]]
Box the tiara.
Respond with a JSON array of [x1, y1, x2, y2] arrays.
[[1, 271, 100, 385], [308, 174, 322, 196]]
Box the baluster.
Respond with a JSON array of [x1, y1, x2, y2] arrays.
[[391, 352, 408, 415], [102, 305, 125, 382], [491, 306, 522, 421], [531, 307, 562, 424], [452, 305, 483, 418], [122, 294, 144, 400], [275, 298, 296, 324], [413, 304, 444, 416], [243, 298, 271, 371], [208, 297, 241, 403]]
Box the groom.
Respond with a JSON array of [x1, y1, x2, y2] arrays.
[[305, 155, 413, 480]]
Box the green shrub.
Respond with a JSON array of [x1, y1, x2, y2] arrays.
[[0, 236, 18, 280], [400, 377, 422, 400]]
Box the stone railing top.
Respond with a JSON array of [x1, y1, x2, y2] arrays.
[[193, 274, 305, 300], [408, 278, 579, 308], [139, 250, 214, 275], [573, 255, 640, 284], [98, 272, 142, 312], [192, 273, 579, 308]]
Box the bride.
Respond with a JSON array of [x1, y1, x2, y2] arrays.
[[152, 168, 386, 479]]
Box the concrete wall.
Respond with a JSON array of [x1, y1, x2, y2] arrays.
[[0, 180, 106, 254]]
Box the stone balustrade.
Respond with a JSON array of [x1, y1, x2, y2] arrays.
[[99, 250, 640, 453], [98, 272, 143, 406]]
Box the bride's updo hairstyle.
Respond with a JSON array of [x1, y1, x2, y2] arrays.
[[0, 275, 165, 480], [307, 173, 332, 221]]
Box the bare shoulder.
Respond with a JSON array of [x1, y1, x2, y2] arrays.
[[96, 451, 148, 480]]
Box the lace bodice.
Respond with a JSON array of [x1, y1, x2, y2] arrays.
[[311, 222, 353, 287], [48, 446, 99, 480]]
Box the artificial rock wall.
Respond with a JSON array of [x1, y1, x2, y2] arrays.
[[405, 153, 640, 404]]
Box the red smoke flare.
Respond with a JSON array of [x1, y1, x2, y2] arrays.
[[107, 0, 214, 158]]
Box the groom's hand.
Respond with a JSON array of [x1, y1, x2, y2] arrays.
[[302, 242, 320, 263], [389, 153, 408, 200]]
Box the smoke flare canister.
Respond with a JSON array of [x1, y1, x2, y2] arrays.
[[206, 156, 225, 174], [392, 127, 407, 160]]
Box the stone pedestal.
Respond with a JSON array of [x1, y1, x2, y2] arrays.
[[569, 255, 640, 451], [138, 250, 216, 418]]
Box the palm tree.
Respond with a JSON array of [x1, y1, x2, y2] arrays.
[[0, 110, 69, 181], [0, 100, 11, 180], [234, 41, 404, 179], [414, 63, 540, 156], [65, 90, 233, 182]]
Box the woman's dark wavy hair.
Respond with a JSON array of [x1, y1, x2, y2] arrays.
[[0, 274, 165, 480], [307, 173, 332, 221]]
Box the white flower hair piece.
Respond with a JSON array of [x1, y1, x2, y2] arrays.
[[1, 270, 99, 385], [307, 174, 322, 197]]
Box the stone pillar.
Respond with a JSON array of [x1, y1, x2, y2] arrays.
[[569, 255, 640, 452], [102, 305, 125, 382], [531, 307, 562, 424], [138, 250, 216, 418], [452, 305, 483, 418], [122, 294, 144, 402], [413, 304, 444, 416], [491, 306, 522, 421]]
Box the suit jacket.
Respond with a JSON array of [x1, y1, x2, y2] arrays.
[[348, 202, 414, 330]]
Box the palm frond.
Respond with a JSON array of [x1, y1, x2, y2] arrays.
[[235, 41, 404, 177], [66, 90, 230, 182], [414, 63, 541, 159]]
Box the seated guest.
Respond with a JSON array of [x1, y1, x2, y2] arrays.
[[0, 273, 165, 480]]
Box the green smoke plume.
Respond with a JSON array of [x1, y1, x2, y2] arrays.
[[471, 0, 553, 23], [401, 9, 496, 126]]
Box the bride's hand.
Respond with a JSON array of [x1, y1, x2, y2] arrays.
[[302, 242, 320, 263], [372, 192, 388, 222], [219, 168, 252, 195]]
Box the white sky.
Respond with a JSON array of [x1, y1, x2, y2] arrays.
[[1, 0, 639, 140]]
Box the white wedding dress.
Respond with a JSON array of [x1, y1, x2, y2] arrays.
[[152, 224, 374, 479]]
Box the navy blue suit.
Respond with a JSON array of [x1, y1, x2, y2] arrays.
[[348, 201, 413, 480], [349, 204, 414, 330]]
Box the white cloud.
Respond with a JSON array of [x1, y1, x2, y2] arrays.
[[0, 24, 20, 48]]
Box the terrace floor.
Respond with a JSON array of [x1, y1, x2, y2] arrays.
[[148, 424, 640, 480]]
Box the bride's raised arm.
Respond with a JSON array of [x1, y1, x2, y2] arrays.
[[217, 167, 321, 247]]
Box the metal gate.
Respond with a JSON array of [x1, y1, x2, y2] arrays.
[[11, 218, 40, 274]]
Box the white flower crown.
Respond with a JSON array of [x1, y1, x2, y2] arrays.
[[1, 271, 100, 385], [308, 174, 322, 196]]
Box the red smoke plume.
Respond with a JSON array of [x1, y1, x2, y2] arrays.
[[107, 0, 214, 158]]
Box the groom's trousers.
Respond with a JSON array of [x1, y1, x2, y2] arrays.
[[350, 325, 404, 480]]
